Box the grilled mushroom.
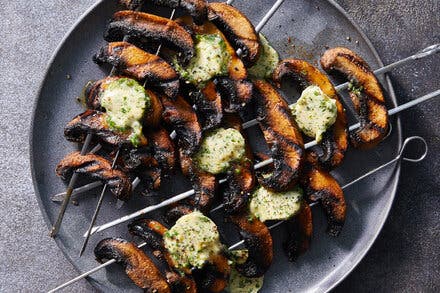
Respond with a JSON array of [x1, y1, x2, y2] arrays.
[[207, 2, 260, 67], [180, 16, 253, 112], [104, 11, 195, 64], [301, 165, 346, 236], [222, 114, 256, 214], [273, 59, 348, 170], [148, 127, 176, 173], [161, 95, 202, 155], [320, 47, 389, 149], [179, 149, 218, 212], [130, 217, 230, 292], [94, 238, 171, 292], [85, 76, 164, 128], [119, 0, 208, 25], [56, 152, 132, 201], [94, 42, 180, 98], [229, 213, 273, 277], [187, 81, 223, 131], [64, 109, 148, 147], [254, 80, 304, 192], [283, 201, 313, 261]]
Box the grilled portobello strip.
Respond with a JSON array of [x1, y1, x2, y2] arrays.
[[85, 76, 164, 128], [64, 110, 148, 147], [178, 16, 253, 112], [165, 204, 195, 226], [161, 95, 202, 155], [186, 81, 223, 131], [207, 2, 260, 67], [301, 165, 346, 236], [94, 238, 171, 292], [179, 149, 217, 212], [104, 11, 195, 65], [122, 0, 208, 25], [56, 152, 132, 201], [148, 127, 176, 173], [254, 80, 305, 192], [273, 59, 348, 170], [229, 213, 273, 277], [222, 114, 256, 214], [321, 47, 389, 149], [129, 219, 198, 292], [118, 146, 158, 173], [283, 201, 313, 261], [119, 0, 144, 10], [130, 218, 230, 293], [94, 42, 180, 98]]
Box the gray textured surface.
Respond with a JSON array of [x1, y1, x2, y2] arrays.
[[0, 0, 438, 292]]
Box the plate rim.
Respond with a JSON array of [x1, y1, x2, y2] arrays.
[[29, 0, 402, 291]]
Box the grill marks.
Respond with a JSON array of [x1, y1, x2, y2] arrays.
[[104, 11, 195, 65], [94, 238, 171, 292], [254, 80, 304, 192], [94, 42, 180, 98], [321, 47, 389, 149], [56, 152, 132, 201], [208, 2, 260, 67], [273, 59, 348, 170], [161, 95, 202, 155], [222, 114, 256, 214], [229, 213, 273, 277], [302, 166, 346, 236], [64, 109, 148, 147]]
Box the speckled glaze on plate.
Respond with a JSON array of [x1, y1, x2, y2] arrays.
[[30, 0, 401, 292]]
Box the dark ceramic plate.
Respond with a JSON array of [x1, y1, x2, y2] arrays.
[[31, 0, 401, 292]]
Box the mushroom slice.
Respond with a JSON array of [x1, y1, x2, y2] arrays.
[[56, 152, 132, 201], [161, 95, 202, 155], [85, 76, 164, 128], [229, 213, 273, 278], [273, 59, 348, 170], [119, 0, 208, 25], [320, 47, 389, 149], [94, 238, 171, 292], [301, 165, 346, 236], [283, 201, 313, 261], [104, 11, 194, 64], [165, 204, 195, 225], [254, 80, 304, 192], [207, 2, 260, 66], [179, 149, 217, 212], [148, 127, 176, 173], [118, 0, 144, 10], [94, 42, 180, 98], [64, 110, 148, 147], [222, 114, 256, 214], [190, 81, 223, 131]]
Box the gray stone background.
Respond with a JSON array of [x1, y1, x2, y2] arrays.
[[0, 0, 438, 292]]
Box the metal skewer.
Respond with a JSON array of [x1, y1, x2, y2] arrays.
[[78, 7, 177, 256], [49, 135, 427, 291], [49, 133, 93, 237], [86, 88, 439, 236], [51, 43, 440, 204]]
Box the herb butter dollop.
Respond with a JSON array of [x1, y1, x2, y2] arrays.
[[290, 85, 337, 142], [194, 128, 246, 174], [164, 211, 223, 270], [250, 186, 303, 222], [248, 34, 279, 79], [175, 34, 230, 86], [228, 268, 264, 293], [100, 78, 150, 147]]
